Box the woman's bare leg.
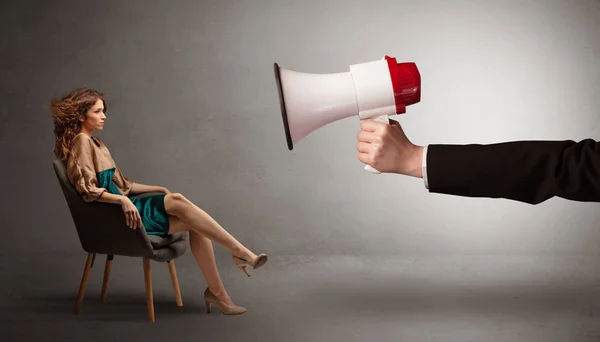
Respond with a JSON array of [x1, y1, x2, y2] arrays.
[[168, 215, 235, 305], [164, 193, 257, 262]]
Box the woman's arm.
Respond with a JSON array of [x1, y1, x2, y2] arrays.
[[95, 191, 143, 229], [95, 191, 125, 204], [129, 182, 170, 195]]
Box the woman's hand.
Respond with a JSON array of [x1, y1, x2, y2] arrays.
[[161, 187, 171, 194], [119, 196, 142, 229]]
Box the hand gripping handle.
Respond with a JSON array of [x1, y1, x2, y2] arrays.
[[362, 114, 390, 174]]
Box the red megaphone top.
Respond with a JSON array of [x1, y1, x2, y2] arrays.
[[385, 56, 421, 114]]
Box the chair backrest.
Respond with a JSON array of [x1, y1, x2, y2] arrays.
[[53, 158, 100, 252], [53, 158, 154, 257], [53, 158, 85, 212]]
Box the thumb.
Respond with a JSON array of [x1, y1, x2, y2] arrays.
[[388, 118, 400, 127]]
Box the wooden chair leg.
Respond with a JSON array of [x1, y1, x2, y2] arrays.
[[100, 255, 114, 303], [143, 257, 155, 323], [74, 253, 95, 314], [167, 260, 183, 307]]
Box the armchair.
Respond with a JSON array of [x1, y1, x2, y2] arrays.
[[52, 158, 188, 322]]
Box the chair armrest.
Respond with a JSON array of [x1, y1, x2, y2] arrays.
[[68, 194, 158, 257]]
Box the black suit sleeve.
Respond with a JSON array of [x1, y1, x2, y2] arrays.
[[426, 139, 600, 204]]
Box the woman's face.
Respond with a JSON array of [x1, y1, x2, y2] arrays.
[[81, 98, 106, 132]]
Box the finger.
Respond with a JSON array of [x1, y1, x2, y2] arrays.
[[128, 212, 134, 228], [130, 212, 136, 229], [357, 152, 372, 165], [125, 212, 130, 227], [356, 141, 372, 153], [356, 130, 377, 143], [136, 213, 142, 229], [359, 119, 382, 132]]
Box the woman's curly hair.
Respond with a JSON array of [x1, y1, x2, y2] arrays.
[[50, 88, 106, 161]]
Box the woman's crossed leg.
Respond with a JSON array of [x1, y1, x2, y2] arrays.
[[164, 192, 264, 308]]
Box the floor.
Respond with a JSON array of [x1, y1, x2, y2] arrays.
[[3, 253, 600, 342]]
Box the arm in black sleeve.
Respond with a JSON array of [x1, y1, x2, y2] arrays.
[[426, 139, 600, 204]]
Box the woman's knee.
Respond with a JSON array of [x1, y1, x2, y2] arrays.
[[165, 192, 190, 214], [167, 192, 187, 202]]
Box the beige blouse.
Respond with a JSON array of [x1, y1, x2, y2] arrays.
[[67, 133, 133, 202]]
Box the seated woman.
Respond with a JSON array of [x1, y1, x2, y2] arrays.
[[51, 88, 267, 315]]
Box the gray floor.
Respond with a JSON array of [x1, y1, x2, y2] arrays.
[[3, 253, 600, 342]]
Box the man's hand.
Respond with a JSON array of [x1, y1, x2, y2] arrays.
[[356, 119, 424, 177]]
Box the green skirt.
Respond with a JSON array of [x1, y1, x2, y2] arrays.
[[129, 193, 170, 236]]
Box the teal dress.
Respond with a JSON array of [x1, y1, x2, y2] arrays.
[[97, 168, 170, 236]]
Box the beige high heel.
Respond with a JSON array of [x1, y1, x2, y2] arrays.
[[232, 253, 268, 277], [204, 288, 246, 315]]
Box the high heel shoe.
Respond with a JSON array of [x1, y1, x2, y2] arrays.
[[204, 288, 246, 315], [232, 253, 268, 277]]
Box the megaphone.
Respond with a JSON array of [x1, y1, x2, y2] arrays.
[[273, 55, 421, 173]]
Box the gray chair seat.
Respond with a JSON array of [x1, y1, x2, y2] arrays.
[[147, 232, 187, 261]]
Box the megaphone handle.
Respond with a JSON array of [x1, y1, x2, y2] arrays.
[[363, 114, 390, 174]]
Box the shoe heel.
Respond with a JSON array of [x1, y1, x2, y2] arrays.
[[205, 300, 211, 313], [239, 266, 251, 277]]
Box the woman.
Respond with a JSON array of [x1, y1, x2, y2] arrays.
[[51, 88, 267, 315]]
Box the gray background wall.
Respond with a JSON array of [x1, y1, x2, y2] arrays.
[[2, 0, 600, 258]]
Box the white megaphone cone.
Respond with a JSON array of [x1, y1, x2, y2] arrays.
[[274, 56, 421, 173]]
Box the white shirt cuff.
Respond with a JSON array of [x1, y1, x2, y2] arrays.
[[422, 145, 429, 189]]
